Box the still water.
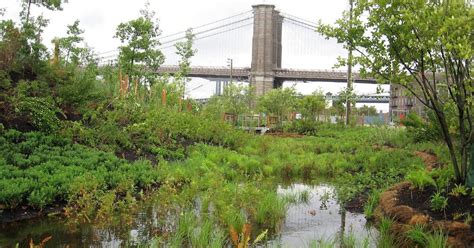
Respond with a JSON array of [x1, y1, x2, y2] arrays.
[[0, 184, 376, 247]]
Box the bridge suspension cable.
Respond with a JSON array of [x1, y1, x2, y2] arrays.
[[159, 16, 253, 48], [96, 11, 254, 66], [159, 10, 253, 41]]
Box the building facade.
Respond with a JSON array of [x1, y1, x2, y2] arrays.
[[389, 84, 426, 121]]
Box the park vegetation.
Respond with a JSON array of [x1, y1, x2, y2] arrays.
[[0, 0, 472, 247]]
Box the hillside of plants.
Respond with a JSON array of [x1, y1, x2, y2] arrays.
[[0, 0, 473, 247]]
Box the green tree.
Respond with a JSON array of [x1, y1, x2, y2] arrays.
[[115, 2, 164, 86], [258, 87, 298, 123], [221, 84, 254, 116], [175, 28, 196, 97], [0, 14, 49, 77], [54, 20, 88, 65], [299, 90, 326, 121], [357, 105, 378, 116], [318, 0, 473, 183], [22, 0, 67, 23], [202, 84, 254, 121]]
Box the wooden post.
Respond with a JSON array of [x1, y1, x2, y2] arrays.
[[186, 100, 192, 112], [161, 89, 167, 106], [124, 75, 129, 96], [119, 70, 123, 98], [134, 78, 139, 97]]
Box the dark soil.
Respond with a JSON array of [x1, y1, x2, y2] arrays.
[[397, 183, 474, 228], [115, 149, 158, 165], [2, 116, 36, 133], [345, 193, 368, 213], [0, 204, 65, 224]]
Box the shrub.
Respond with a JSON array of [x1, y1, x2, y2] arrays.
[[283, 119, 319, 135], [16, 97, 60, 133], [430, 192, 448, 212], [406, 170, 436, 190]]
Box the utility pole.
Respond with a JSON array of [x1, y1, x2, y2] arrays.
[[227, 58, 233, 95], [227, 58, 233, 84], [346, 0, 354, 126]]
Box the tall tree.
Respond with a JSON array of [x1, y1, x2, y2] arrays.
[[345, 0, 355, 125], [115, 2, 164, 87], [318, 0, 473, 183], [22, 0, 67, 24]]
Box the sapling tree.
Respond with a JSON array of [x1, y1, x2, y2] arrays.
[[318, 0, 473, 184], [54, 20, 88, 65], [221, 84, 254, 116], [299, 90, 326, 121], [258, 87, 299, 123], [115, 2, 164, 88], [175, 28, 196, 97]]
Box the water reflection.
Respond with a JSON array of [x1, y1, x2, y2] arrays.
[[265, 184, 377, 247], [0, 184, 376, 247]]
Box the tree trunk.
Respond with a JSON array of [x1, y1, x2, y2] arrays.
[[435, 108, 462, 182], [25, 0, 32, 24]]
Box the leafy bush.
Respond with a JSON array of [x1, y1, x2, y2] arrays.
[[0, 129, 160, 211], [16, 97, 60, 133], [406, 170, 436, 189], [283, 119, 319, 135], [401, 112, 442, 142]]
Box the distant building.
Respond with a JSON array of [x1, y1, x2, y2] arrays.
[[389, 84, 426, 121]]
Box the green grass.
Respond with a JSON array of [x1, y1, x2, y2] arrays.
[[407, 225, 448, 248], [377, 217, 397, 248], [364, 190, 381, 220]]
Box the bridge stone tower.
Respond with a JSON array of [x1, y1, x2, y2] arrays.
[[250, 4, 283, 96]]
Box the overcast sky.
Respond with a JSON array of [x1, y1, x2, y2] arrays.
[[1, 0, 390, 112]]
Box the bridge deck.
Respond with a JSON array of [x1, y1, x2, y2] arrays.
[[156, 65, 378, 84]]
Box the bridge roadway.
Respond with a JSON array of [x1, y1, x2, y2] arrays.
[[193, 95, 389, 104], [156, 65, 378, 84]]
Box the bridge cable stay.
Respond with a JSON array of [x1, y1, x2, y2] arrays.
[[156, 14, 254, 67], [159, 10, 253, 41], [96, 11, 254, 66], [278, 14, 346, 70], [96, 10, 252, 56], [159, 17, 253, 48]]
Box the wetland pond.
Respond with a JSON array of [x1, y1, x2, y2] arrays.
[[0, 183, 376, 247]]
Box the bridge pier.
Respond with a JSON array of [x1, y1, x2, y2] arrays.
[[250, 4, 283, 96], [211, 79, 231, 96]]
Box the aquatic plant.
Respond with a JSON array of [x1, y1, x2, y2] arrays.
[[169, 212, 227, 248], [229, 223, 268, 248], [255, 193, 289, 230], [364, 190, 381, 220]]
